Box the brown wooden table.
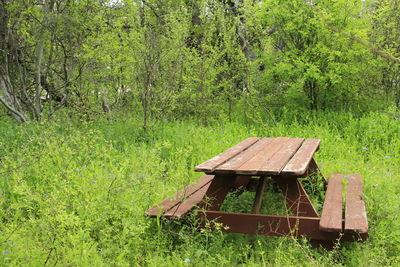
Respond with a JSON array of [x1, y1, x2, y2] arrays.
[[146, 137, 368, 249]]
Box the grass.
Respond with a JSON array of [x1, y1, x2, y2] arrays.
[[0, 110, 399, 266]]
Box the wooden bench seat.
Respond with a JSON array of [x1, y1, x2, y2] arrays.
[[319, 174, 343, 232], [145, 175, 214, 218], [319, 173, 368, 234], [345, 174, 368, 233]]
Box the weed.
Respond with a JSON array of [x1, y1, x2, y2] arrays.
[[0, 111, 399, 266]]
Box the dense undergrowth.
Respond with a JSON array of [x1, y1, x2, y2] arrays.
[[0, 110, 399, 266]]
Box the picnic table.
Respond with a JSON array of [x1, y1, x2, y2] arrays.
[[146, 137, 368, 249]]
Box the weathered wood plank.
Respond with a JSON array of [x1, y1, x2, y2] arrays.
[[214, 138, 274, 173], [145, 175, 214, 217], [282, 139, 320, 175], [235, 137, 288, 175], [163, 181, 212, 218], [345, 174, 368, 233], [194, 138, 260, 173], [319, 174, 343, 232], [199, 211, 368, 242], [258, 138, 304, 175]]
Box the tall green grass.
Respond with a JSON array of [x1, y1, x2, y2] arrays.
[[0, 110, 399, 266]]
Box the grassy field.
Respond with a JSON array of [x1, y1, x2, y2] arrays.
[[0, 111, 399, 266]]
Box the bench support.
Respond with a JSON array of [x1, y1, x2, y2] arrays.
[[146, 172, 368, 249], [198, 211, 367, 242], [251, 177, 267, 214], [274, 176, 319, 217]]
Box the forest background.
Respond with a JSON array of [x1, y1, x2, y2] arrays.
[[1, 0, 399, 124], [0, 0, 399, 266]]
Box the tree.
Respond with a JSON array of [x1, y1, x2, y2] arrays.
[[250, 0, 382, 112], [0, 0, 29, 122], [0, 0, 98, 122], [369, 0, 400, 106]]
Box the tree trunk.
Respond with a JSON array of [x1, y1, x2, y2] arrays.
[[0, 75, 28, 123], [34, 40, 44, 119], [0, 1, 28, 122]]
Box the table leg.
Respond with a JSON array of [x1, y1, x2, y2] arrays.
[[199, 175, 236, 211], [252, 177, 268, 214], [273, 176, 319, 217], [233, 175, 252, 188], [230, 175, 252, 196], [307, 158, 327, 186]]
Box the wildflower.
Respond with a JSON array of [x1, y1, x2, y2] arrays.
[[343, 175, 349, 178], [42, 194, 47, 198], [342, 169, 347, 172], [3, 251, 9, 254], [75, 168, 80, 171], [319, 163, 324, 168], [90, 181, 97, 183], [362, 147, 368, 151], [184, 258, 190, 263], [385, 156, 391, 159], [374, 184, 379, 187]]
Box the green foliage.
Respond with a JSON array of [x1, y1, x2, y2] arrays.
[[249, 0, 384, 113], [2, 0, 399, 124], [78, 0, 250, 126], [369, 0, 400, 104], [1, 110, 399, 266]]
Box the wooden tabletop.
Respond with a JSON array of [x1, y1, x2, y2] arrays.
[[195, 137, 320, 176]]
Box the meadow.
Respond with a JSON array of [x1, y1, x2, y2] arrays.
[[0, 110, 399, 266]]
